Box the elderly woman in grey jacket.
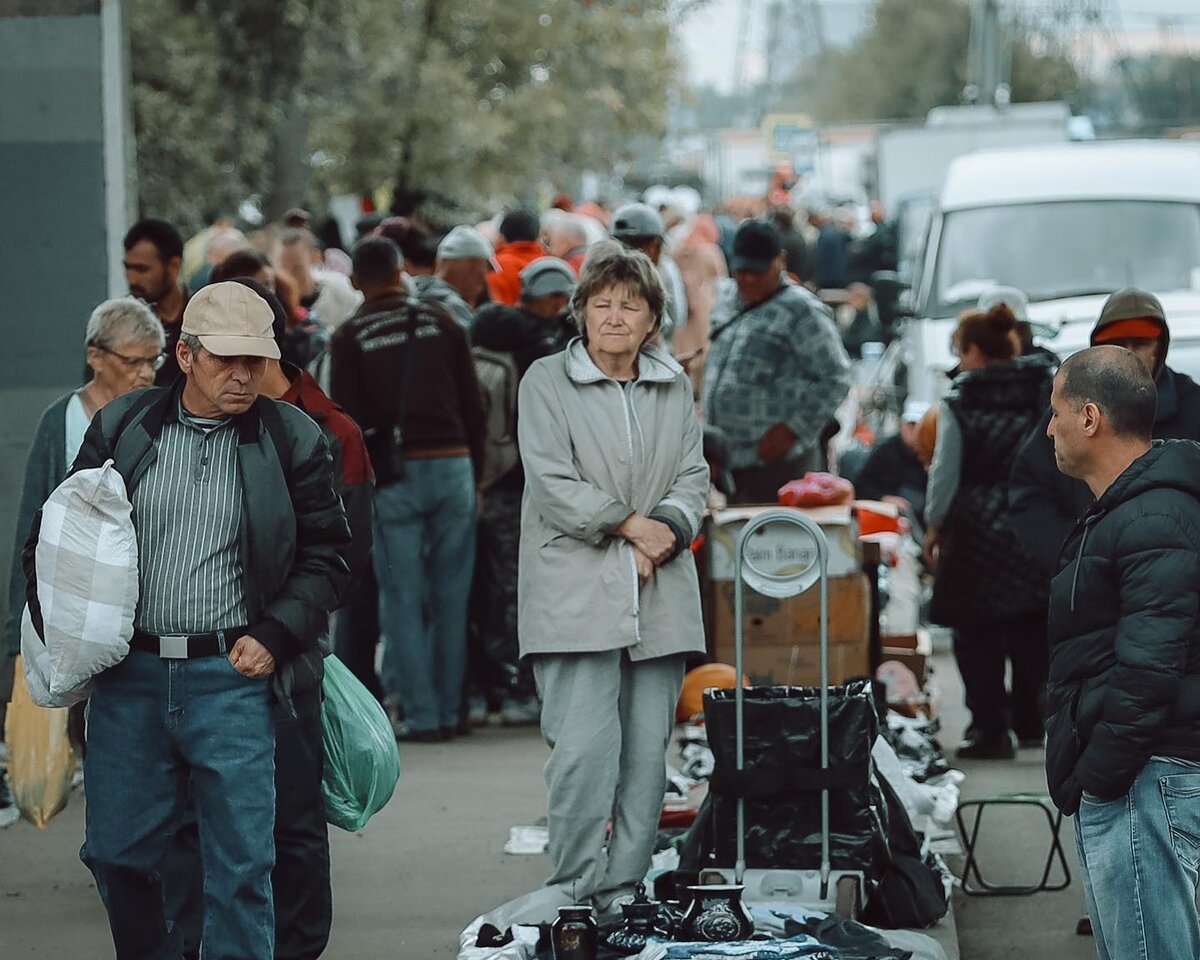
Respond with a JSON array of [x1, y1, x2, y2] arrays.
[[515, 240, 708, 919], [1, 297, 164, 754]]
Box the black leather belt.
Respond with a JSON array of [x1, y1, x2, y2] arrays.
[[131, 627, 246, 659]]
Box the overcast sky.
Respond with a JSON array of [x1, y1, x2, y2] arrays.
[[680, 0, 1200, 93]]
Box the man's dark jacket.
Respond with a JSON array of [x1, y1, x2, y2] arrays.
[[330, 293, 486, 488], [1010, 364, 1200, 577], [1046, 441, 1200, 815], [853, 434, 926, 519], [23, 381, 352, 696]]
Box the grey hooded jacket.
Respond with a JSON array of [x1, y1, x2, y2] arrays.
[[516, 338, 708, 660]]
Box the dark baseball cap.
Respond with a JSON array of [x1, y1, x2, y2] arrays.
[[730, 219, 783, 273]]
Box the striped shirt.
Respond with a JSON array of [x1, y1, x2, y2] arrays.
[[132, 404, 247, 634]]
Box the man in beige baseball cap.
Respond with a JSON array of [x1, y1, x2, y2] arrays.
[[33, 278, 351, 955], [178, 280, 280, 418]]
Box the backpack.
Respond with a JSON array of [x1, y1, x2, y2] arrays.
[[473, 345, 520, 489]]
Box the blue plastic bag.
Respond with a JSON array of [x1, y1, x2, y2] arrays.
[[320, 654, 401, 831]]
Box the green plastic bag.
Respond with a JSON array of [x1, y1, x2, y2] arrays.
[[320, 654, 401, 831]]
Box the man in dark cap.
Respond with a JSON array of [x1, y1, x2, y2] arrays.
[[1011, 288, 1200, 578], [610, 201, 687, 336], [488, 210, 546, 305], [702, 219, 852, 503]]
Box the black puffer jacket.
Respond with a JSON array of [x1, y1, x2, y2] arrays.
[[1046, 440, 1200, 815]]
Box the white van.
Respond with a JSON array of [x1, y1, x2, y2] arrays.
[[900, 140, 1200, 403]]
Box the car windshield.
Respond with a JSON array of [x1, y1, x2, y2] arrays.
[[930, 200, 1200, 315]]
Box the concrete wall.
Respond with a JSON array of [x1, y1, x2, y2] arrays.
[[0, 0, 131, 633]]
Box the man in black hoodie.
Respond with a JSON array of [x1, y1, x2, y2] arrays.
[[1046, 346, 1200, 959], [1010, 288, 1200, 576]]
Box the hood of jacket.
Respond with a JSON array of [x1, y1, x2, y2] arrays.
[[563, 337, 683, 385], [1090, 439, 1200, 518], [1091, 311, 1170, 379]]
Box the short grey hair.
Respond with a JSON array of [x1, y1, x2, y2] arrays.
[[85, 297, 166, 351], [545, 214, 589, 247], [180, 332, 203, 357], [570, 240, 666, 344]]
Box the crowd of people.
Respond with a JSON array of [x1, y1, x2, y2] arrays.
[[2, 193, 867, 957], [7, 184, 1200, 959]]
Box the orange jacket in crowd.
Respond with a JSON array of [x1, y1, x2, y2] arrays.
[[487, 240, 546, 305]]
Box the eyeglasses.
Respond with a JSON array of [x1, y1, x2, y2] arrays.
[[94, 345, 167, 372]]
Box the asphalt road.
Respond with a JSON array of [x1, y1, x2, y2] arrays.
[[0, 653, 1098, 959]]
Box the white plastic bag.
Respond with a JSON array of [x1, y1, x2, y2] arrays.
[[21, 460, 138, 706]]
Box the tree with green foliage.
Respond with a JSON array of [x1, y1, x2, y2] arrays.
[[765, 0, 1077, 124], [127, 0, 686, 232]]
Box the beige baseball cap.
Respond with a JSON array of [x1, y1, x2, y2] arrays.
[[182, 281, 281, 360]]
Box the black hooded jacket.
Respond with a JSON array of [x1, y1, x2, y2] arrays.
[[1046, 441, 1200, 815], [1009, 310, 1200, 577]]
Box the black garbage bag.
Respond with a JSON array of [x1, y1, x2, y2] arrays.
[[702, 681, 890, 878], [859, 774, 950, 928]]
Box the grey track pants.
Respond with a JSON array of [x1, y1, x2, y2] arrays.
[[535, 649, 686, 906], [480, 649, 685, 928]]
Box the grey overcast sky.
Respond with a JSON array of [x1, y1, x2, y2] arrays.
[[681, 0, 1200, 93]]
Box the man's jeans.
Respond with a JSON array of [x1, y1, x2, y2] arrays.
[[83, 649, 276, 960], [373, 456, 476, 733], [1075, 759, 1200, 960]]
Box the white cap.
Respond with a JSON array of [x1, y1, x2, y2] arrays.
[[437, 225, 500, 271], [977, 286, 1029, 323], [901, 400, 931, 424]]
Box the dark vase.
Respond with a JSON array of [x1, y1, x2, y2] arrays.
[[551, 905, 598, 960], [604, 882, 672, 956], [679, 884, 755, 943]]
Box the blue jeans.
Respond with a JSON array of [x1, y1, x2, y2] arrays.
[[373, 456, 476, 732], [1075, 759, 1200, 960], [82, 649, 276, 960]]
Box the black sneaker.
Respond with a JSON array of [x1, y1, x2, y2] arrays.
[[956, 732, 1016, 760]]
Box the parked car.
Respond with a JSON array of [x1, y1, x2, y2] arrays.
[[896, 140, 1200, 404]]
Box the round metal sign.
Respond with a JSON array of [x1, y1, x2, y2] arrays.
[[738, 514, 825, 598]]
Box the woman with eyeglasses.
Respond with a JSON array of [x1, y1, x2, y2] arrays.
[[4, 297, 165, 703]]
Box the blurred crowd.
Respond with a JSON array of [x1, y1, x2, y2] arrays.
[[0, 187, 908, 958]]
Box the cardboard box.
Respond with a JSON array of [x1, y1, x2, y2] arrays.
[[706, 505, 862, 582], [710, 573, 871, 687]]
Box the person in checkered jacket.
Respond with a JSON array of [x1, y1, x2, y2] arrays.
[[702, 219, 853, 504]]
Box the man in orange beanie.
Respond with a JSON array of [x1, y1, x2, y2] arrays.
[[1012, 289, 1200, 576]]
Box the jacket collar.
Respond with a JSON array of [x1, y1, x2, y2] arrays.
[[280, 361, 336, 419], [135, 377, 267, 448], [564, 337, 682, 385]]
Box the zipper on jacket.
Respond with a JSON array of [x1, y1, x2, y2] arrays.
[[615, 381, 642, 637], [1069, 515, 1098, 613]]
